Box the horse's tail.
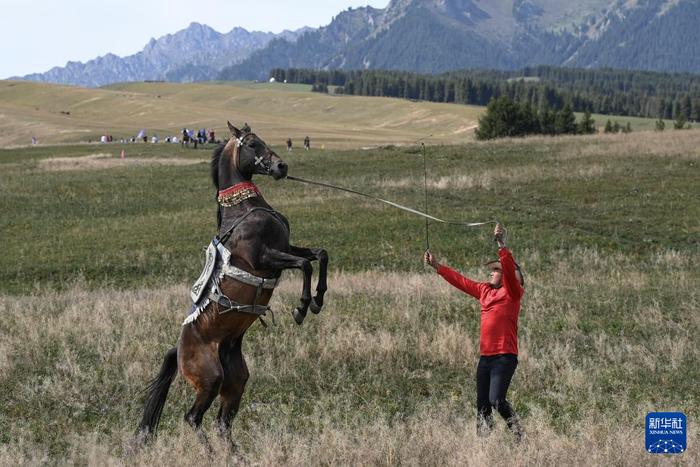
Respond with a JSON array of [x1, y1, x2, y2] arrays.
[[137, 346, 178, 439]]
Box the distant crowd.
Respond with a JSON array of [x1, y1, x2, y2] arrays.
[[91, 129, 319, 152], [95, 128, 221, 146]]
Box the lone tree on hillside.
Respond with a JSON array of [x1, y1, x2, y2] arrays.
[[578, 110, 596, 134], [655, 118, 665, 131], [674, 112, 689, 130], [604, 120, 613, 133]]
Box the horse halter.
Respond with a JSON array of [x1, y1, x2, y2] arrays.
[[233, 133, 274, 175]]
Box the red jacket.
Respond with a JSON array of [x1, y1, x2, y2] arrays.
[[437, 248, 523, 356]]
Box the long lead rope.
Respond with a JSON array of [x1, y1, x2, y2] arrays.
[[286, 175, 496, 228]]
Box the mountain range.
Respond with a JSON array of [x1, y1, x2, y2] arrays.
[[19, 0, 700, 87], [19, 24, 310, 87]]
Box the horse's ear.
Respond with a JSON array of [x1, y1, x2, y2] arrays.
[[227, 121, 242, 138]]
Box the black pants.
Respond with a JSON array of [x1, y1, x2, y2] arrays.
[[476, 354, 521, 437]]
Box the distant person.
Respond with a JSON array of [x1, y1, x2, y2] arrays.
[[242, 122, 251, 133], [152, 135, 159, 144], [182, 128, 190, 147], [423, 223, 524, 442], [304, 135, 310, 150], [286, 137, 293, 152], [31, 136, 38, 145], [208, 129, 216, 143]]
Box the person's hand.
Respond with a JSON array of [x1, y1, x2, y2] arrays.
[[424, 250, 439, 270], [494, 223, 507, 247]]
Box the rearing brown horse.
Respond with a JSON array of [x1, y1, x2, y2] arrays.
[[137, 122, 328, 445]]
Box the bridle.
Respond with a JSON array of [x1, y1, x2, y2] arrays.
[[232, 132, 274, 175]]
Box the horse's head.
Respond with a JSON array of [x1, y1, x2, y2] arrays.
[[218, 121, 288, 182]]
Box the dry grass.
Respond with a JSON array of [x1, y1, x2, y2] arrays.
[[1, 246, 698, 465]]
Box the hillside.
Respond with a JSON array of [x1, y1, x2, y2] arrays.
[[0, 80, 483, 148]]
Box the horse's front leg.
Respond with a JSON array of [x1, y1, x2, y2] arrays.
[[289, 246, 328, 314], [259, 246, 313, 325]]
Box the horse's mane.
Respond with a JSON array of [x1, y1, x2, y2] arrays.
[[211, 144, 225, 228], [211, 143, 225, 190]]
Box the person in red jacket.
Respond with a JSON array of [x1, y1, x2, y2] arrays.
[[424, 223, 524, 440]]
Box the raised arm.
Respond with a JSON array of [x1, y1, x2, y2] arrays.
[[424, 250, 481, 299], [494, 223, 523, 300]]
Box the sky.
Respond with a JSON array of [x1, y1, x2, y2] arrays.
[[0, 0, 389, 79]]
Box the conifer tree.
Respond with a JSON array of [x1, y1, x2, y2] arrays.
[[554, 103, 577, 135], [674, 112, 688, 130], [578, 110, 596, 134], [475, 97, 527, 140]]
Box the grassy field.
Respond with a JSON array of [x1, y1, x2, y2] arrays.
[[1, 125, 698, 465]]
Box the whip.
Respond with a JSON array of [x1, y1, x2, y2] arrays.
[[420, 139, 430, 250]]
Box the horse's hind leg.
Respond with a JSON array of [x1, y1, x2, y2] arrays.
[[179, 337, 223, 449], [289, 246, 328, 314], [216, 335, 249, 447]]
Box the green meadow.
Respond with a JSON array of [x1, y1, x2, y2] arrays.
[[0, 85, 698, 464]]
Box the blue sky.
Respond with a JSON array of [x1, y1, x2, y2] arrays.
[[0, 0, 389, 79]]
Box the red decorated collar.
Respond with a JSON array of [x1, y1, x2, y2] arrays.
[[217, 182, 261, 207]]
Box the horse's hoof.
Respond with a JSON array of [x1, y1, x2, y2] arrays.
[[310, 297, 323, 314], [292, 308, 305, 325]]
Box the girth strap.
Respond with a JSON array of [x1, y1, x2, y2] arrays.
[[207, 288, 270, 316]]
